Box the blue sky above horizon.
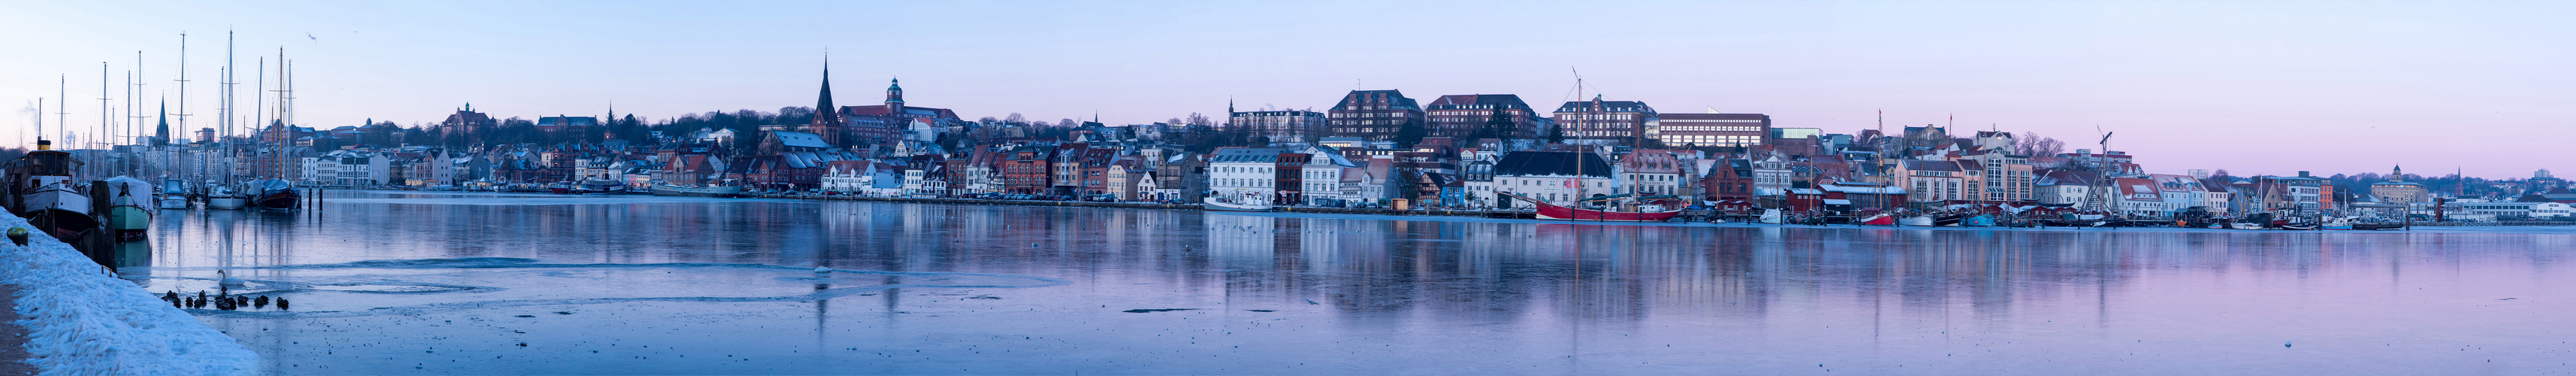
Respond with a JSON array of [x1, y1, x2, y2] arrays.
[[2, 1, 2569, 178]]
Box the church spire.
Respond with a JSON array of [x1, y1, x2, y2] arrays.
[[155, 99, 169, 145], [811, 54, 840, 126], [2392, 165, 2404, 182]]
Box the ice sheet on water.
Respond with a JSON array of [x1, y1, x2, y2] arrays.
[[322, 196, 795, 206], [151, 257, 1068, 319]]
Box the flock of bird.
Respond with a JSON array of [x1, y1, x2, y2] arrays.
[[162, 289, 287, 311]]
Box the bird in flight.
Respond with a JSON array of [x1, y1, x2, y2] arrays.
[[307, 32, 316, 41]]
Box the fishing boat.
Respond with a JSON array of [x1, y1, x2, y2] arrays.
[[1963, 214, 1997, 227], [157, 178, 191, 209], [548, 182, 573, 195], [2230, 222, 2268, 230], [204, 183, 249, 210], [250, 179, 299, 210], [101, 177, 156, 241], [572, 179, 626, 196], [572, 179, 627, 195], [650, 183, 743, 198], [5, 141, 97, 239], [1931, 213, 1966, 226], [1856, 210, 1895, 226], [2321, 217, 2354, 230], [1201, 197, 1273, 212], [1497, 193, 1682, 222]]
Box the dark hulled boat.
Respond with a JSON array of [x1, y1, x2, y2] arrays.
[[250, 178, 299, 211], [5, 141, 96, 239]]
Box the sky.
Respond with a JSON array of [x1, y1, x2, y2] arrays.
[[2, 1, 2569, 178]]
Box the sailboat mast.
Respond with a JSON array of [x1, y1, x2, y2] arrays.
[[101, 62, 111, 177]]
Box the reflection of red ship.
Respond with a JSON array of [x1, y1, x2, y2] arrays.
[[1500, 193, 1682, 222]]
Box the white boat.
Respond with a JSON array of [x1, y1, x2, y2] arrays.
[[1201, 197, 1273, 212], [650, 183, 743, 198], [1757, 208, 1784, 224], [205, 184, 249, 210], [1898, 215, 1934, 226], [157, 178, 190, 209], [2230, 223, 2266, 230]]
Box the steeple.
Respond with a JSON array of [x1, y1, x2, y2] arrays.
[[155, 99, 170, 146], [811, 56, 841, 126], [2391, 165, 2404, 182]]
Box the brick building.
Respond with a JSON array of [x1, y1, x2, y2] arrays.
[[1326, 89, 1424, 143]]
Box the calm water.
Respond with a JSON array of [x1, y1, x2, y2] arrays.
[[126, 190, 2576, 374]]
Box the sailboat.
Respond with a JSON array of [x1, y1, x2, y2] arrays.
[[205, 182, 249, 209], [157, 178, 190, 209], [101, 176, 155, 241], [1499, 193, 1684, 222], [249, 178, 297, 210], [7, 141, 98, 239]]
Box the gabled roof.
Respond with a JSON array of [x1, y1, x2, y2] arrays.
[[1208, 147, 1289, 164]]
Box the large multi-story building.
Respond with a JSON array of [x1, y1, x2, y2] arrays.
[[1325, 89, 1424, 143], [1209, 147, 1290, 205], [1226, 107, 1327, 144], [1551, 96, 1655, 145], [1424, 94, 1548, 140], [1650, 113, 1768, 147], [2371, 165, 2431, 204]]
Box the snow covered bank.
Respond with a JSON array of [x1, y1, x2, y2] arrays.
[[0, 215, 255, 375]]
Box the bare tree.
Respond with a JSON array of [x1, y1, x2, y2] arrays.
[[2016, 132, 2064, 156], [1004, 113, 1027, 125], [1185, 112, 1213, 128]]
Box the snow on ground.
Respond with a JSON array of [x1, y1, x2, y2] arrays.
[[0, 215, 255, 375]]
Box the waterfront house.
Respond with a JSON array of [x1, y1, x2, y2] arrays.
[[1489, 150, 1615, 208]]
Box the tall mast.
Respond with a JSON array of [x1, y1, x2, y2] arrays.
[[100, 62, 110, 177], [133, 51, 147, 145], [177, 33, 191, 150], [58, 75, 69, 147]]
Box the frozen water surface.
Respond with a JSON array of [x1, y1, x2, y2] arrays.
[[126, 190, 2576, 374]]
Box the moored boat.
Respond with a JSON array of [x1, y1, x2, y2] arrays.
[[1963, 214, 1996, 227], [1757, 208, 1784, 224], [1499, 193, 1682, 222], [5, 142, 97, 239], [251, 178, 300, 211], [101, 176, 156, 240], [573, 179, 628, 195], [157, 178, 191, 209], [650, 183, 743, 198], [1857, 211, 1895, 226], [205, 184, 249, 210], [1201, 197, 1274, 212]]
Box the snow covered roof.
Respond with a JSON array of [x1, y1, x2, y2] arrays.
[[772, 131, 829, 149]]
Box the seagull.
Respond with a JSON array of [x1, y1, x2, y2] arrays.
[[307, 32, 316, 41]]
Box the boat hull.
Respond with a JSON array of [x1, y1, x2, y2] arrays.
[[1534, 204, 1681, 222], [1898, 216, 1934, 226], [1859, 213, 1895, 226], [157, 196, 190, 209], [255, 193, 299, 210], [207, 196, 249, 210], [1201, 198, 1273, 212], [651, 184, 743, 198]]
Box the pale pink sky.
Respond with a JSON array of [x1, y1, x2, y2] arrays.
[[2, 1, 2569, 178]]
